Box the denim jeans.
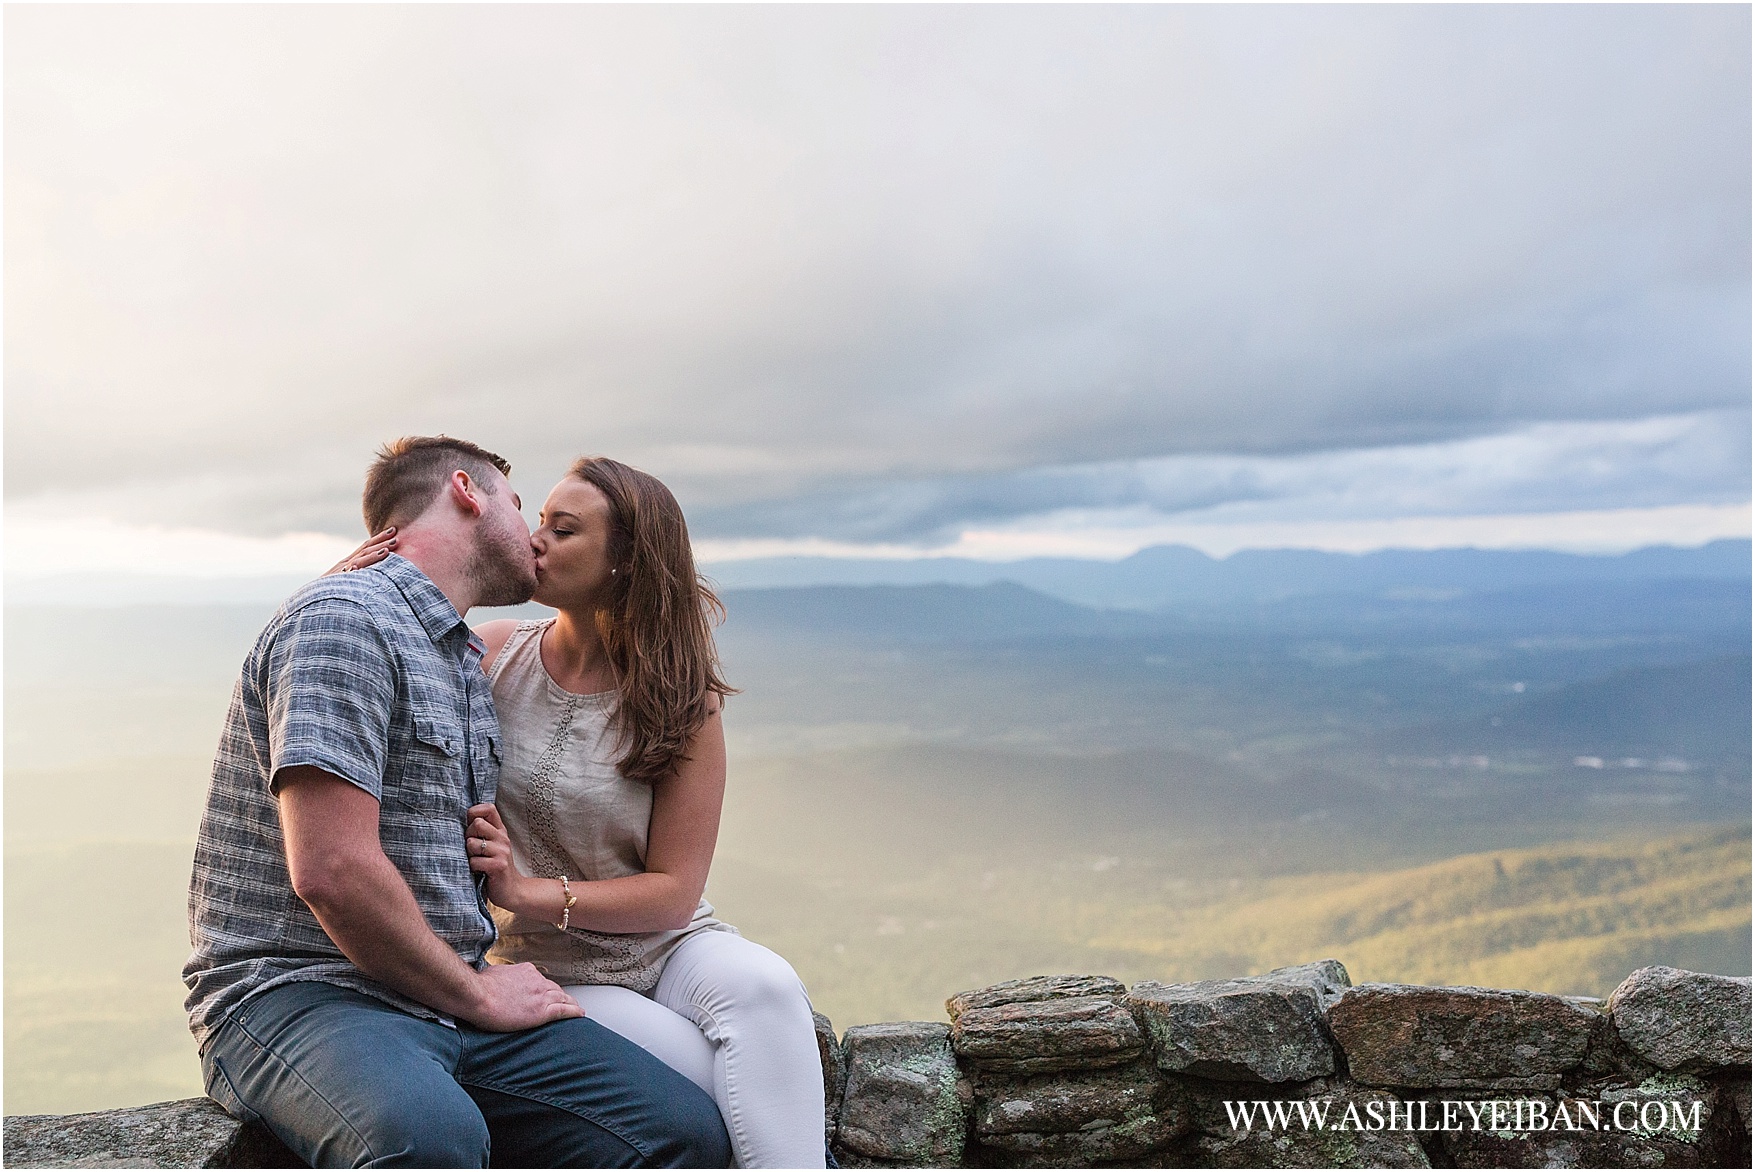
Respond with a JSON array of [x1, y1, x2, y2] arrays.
[[201, 980, 731, 1168]]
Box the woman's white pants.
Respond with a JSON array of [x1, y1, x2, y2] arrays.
[[563, 931, 826, 1168]]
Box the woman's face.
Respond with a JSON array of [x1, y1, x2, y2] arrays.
[[531, 477, 616, 609]]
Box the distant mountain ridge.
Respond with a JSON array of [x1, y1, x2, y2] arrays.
[[707, 538, 1751, 610], [720, 575, 1752, 642], [8, 539, 1746, 608]]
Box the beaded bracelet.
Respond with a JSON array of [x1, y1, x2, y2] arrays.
[[557, 876, 577, 931]]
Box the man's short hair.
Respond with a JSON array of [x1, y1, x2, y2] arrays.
[[362, 436, 513, 534]]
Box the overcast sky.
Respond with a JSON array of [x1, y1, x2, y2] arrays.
[[6, 4, 1749, 575]]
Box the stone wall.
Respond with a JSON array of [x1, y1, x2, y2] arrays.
[[824, 962, 1751, 1169], [5, 963, 1749, 1168]]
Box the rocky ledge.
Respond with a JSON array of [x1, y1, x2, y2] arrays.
[[6, 964, 1749, 1168], [1, 1097, 299, 1168]]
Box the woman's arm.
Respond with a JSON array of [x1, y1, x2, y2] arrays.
[[468, 701, 726, 933]]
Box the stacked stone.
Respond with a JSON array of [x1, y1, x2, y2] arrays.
[[816, 961, 1750, 1169], [949, 974, 1184, 1167], [832, 1020, 970, 1167], [1319, 966, 1752, 1169]]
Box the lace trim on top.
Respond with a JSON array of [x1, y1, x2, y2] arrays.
[[523, 690, 586, 884]]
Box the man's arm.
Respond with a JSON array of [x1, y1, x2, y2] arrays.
[[277, 765, 581, 1031]]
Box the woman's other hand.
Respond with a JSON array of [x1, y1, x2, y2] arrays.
[[324, 527, 397, 576]]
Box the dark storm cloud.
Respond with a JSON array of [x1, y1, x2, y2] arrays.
[[688, 410, 1753, 544], [5, 3, 1747, 542]]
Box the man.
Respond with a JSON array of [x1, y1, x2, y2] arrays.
[[184, 436, 730, 1168]]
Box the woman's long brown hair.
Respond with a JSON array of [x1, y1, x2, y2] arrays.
[[570, 456, 735, 785]]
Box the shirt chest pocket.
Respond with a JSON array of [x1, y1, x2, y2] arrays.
[[395, 712, 468, 815]]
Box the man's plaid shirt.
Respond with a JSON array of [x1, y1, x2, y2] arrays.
[[183, 554, 501, 1049]]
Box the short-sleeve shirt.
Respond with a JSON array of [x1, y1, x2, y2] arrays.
[[183, 554, 501, 1049]]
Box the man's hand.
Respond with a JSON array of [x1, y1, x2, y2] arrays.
[[469, 962, 585, 1031], [280, 766, 578, 1033]]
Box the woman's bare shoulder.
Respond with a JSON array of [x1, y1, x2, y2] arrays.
[[472, 619, 523, 672]]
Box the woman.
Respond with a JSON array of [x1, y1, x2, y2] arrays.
[[338, 457, 825, 1168]]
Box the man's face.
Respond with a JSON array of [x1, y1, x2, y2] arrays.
[[467, 471, 539, 608]]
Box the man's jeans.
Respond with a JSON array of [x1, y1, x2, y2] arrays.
[[201, 980, 731, 1168]]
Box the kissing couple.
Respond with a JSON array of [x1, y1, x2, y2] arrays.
[[184, 436, 827, 1167]]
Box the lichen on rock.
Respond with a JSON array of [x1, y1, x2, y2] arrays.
[[946, 975, 1128, 1021], [1, 1098, 297, 1169], [836, 1021, 971, 1166], [1130, 967, 1340, 1084], [969, 1057, 1190, 1164], [1609, 966, 1753, 1074], [1327, 983, 1598, 1089]]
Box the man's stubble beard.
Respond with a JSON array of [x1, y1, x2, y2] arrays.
[[467, 509, 539, 608]]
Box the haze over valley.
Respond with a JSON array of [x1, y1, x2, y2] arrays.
[[6, 543, 1747, 1114]]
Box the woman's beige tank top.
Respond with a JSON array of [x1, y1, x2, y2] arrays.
[[484, 619, 733, 990]]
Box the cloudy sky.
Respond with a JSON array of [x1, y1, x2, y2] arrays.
[[6, 4, 1749, 578]]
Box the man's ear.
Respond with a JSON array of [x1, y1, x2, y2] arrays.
[[447, 470, 486, 519]]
